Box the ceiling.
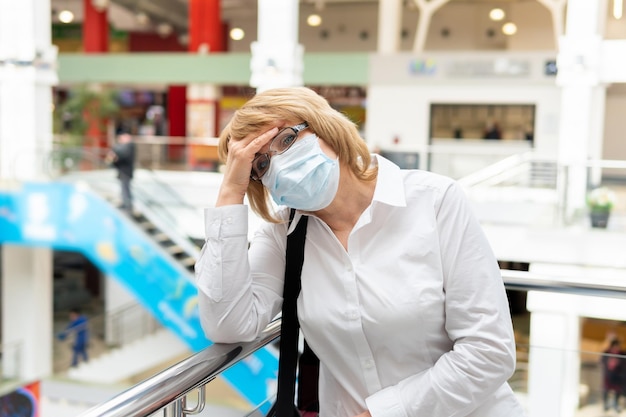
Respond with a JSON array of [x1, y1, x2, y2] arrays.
[[50, 0, 528, 37], [50, 0, 385, 34]]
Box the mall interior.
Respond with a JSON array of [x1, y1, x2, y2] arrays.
[[1, 0, 626, 416]]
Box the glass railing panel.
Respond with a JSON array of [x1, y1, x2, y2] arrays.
[[454, 152, 626, 232], [44, 143, 207, 253], [508, 337, 626, 416], [77, 319, 281, 417], [53, 302, 161, 374], [427, 138, 534, 180]]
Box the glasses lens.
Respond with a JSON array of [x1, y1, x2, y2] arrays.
[[270, 128, 298, 154], [252, 154, 270, 179]]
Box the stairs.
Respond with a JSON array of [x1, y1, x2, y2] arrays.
[[67, 328, 190, 384], [130, 210, 199, 274]]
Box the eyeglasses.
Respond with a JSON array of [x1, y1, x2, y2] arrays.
[[250, 122, 309, 180]]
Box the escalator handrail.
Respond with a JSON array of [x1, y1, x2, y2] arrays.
[[77, 319, 281, 417]]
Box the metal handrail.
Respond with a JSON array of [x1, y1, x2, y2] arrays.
[[78, 269, 626, 417], [77, 319, 281, 417], [501, 269, 626, 299]]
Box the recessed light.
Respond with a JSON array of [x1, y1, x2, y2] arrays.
[[58, 10, 74, 23], [489, 8, 505, 21], [307, 14, 322, 27], [230, 28, 245, 41], [502, 22, 517, 36]]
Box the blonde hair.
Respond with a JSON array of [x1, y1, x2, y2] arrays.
[[218, 87, 376, 222]]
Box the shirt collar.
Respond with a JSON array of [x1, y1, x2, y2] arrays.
[[371, 154, 407, 208], [288, 154, 407, 233]]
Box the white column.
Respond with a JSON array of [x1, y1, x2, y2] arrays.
[[187, 83, 218, 138], [411, 0, 449, 53], [526, 292, 581, 417], [1, 245, 53, 380], [0, 0, 57, 181], [555, 0, 606, 220], [526, 262, 626, 417], [0, 0, 57, 382], [377, 0, 402, 54], [250, 0, 304, 92]]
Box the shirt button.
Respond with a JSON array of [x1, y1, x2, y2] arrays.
[[364, 359, 375, 369], [348, 310, 359, 319], [225, 217, 233, 224]]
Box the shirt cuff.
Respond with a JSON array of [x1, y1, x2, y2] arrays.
[[204, 205, 248, 239], [365, 386, 407, 417]]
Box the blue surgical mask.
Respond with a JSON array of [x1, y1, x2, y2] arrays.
[[261, 134, 339, 211]]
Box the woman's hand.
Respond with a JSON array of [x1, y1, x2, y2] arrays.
[[216, 126, 278, 207]]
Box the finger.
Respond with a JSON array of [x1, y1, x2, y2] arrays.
[[243, 126, 279, 155]]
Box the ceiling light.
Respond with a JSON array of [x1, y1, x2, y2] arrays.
[[230, 28, 245, 41], [156, 23, 173, 37], [502, 22, 517, 36], [307, 14, 322, 27], [614, 0, 623, 19], [136, 12, 150, 26], [58, 10, 74, 23], [489, 8, 505, 21]]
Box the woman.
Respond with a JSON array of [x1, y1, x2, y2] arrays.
[[195, 87, 525, 417]]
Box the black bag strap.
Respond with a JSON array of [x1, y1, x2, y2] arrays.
[[297, 341, 320, 412], [268, 209, 309, 417]]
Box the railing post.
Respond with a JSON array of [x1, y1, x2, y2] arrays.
[[161, 387, 206, 417], [163, 398, 183, 417], [182, 386, 206, 415]]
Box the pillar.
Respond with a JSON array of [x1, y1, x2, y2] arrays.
[[0, 1, 57, 180], [526, 263, 626, 417], [1, 246, 53, 381], [189, 0, 223, 54], [526, 292, 581, 417], [81, 0, 109, 148], [377, 0, 402, 53], [0, 0, 57, 382], [83, 0, 109, 53], [250, 0, 304, 92], [167, 85, 187, 161], [185, 0, 224, 169], [555, 0, 607, 220]]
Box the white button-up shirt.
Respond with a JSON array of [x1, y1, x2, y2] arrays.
[[196, 155, 525, 417]]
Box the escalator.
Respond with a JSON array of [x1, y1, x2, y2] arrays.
[[0, 174, 278, 409]]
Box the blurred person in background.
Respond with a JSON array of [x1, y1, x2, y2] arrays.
[[58, 308, 89, 367], [105, 126, 136, 214], [601, 337, 625, 413]]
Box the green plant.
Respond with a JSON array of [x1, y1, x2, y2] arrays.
[[586, 187, 616, 212], [54, 83, 120, 146], [51, 84, 120, 173]]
